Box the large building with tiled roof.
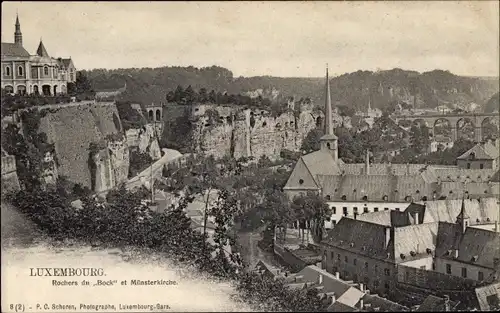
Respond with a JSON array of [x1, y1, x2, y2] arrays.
[[283, 68, 500, 228], [1, 14, 76, 96], [456, 138, 499, 170], [320, 198, 500, 309]]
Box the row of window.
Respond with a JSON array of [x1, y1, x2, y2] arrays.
[[4, 66, 73, 78], [326, 194, 429, 202], [326, 251, 392, 276], [332, 206, 399, 216], [445, 263, 484, 280], [466, 163, 485, 169]]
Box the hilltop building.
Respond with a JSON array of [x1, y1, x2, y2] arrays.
[[283, 67, 500, 229], [1, 14, 76, 96]]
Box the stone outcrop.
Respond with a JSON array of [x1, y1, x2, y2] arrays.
[[34, 102, 130, 192], [190, 104, 320, 160], [1, 154, 21, 196], [125, 124, 161, 160]]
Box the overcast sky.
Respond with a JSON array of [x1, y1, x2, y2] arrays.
[[2, 1, 499, 77]]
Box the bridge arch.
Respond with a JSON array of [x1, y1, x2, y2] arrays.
[[456, 117, 476, 142], [433, 118, 452, 139], [480, 117, 499, 140]]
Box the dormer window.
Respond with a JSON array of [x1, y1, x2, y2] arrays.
[[325, 195, 331, 201], [341, 195, 347, 200], [362, 195, 368, 201], [416, 190, 420, 194], [383, 195, 388, 201], [469, 152, 476, 160]]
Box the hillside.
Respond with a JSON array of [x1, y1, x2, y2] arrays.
[[484, 92, 499, 113], [85, 67, 499, 112]]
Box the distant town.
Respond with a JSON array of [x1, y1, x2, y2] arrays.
[[2, 11, 500, 313]]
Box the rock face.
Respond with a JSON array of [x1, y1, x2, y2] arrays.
[[126, 124, 161, 160], [36, 102, 130, 192], [190, 104, 320, 160], [1, 155, 21, 196]]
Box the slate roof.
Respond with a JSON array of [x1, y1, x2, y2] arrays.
[[416, 295, 458, 312], [362, 293, 408, 312], [1, 42, 30, 57], [393, 222, 439, 263], [357, 210, 393, 226], [416, 198, 499, 225], [59, 58, 72, 68], [323, 218, 391, 261], [301, 150, 342, 178], [457, 140, 499, 160]]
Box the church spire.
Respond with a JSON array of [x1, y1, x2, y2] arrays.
[[456, 197, 470, 234], [325, 64, 333, 136], [319, 65, 338, 161], [14, 13, 23, 46]]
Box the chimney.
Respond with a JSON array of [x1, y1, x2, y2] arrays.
[[358, 299, 364, 309], [325, 292, 336, 305], [444, 295, 450, 312], [359, 283, 364, 292], [335, 272, 340, 279], [385, 227, 392, 248], [319, 274, 323, 284], [414, 212, 419, 225]]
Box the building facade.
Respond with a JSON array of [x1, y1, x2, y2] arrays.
[[1, 14, 76, 96]]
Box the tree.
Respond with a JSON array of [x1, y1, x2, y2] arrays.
[[291, 192, 331, 244], [75, 71, 93, 94]]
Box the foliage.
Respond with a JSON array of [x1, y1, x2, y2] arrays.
[[392, 138, 475, 165], [159, 107, 193, 153], [114, 101, 147, 131], [291, 192, 331, 243], [128, 149, 154, 178]]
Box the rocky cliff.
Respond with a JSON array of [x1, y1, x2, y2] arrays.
[[125, 124, 162, 160], [190, 104, 320, 159], [34, 102, 130, 192], [1, 155, 21, 196]]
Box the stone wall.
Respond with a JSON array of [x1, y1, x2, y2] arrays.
[[190, 105, 320, 160], [34, 102, 130, 192]]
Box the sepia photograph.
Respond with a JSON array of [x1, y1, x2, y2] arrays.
[[1, 1, 499, 312]]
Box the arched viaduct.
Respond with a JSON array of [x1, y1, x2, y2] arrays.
[[392, 112, 499, 142]]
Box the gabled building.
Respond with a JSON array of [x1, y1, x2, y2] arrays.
[[283, 68, 500, 230], [1, 14, 76, 96], [457, 139, 499, 170]]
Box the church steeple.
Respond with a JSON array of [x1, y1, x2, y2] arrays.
[[456, 197, 470, 234], [14, 13, 23, 46], [319, 65, 338, 161]]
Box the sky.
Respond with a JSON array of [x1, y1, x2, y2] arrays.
[[2, 1, 499, 78]]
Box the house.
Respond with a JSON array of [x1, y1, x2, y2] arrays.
[[457, 139, 499, 169]]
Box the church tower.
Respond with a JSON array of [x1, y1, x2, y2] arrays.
[[320, 65, 338, 161], [14, 14, 23, 46], [455, 198, 470, 234]]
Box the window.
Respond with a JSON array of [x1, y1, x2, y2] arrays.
[[374, 265, 378, 274], [446, 264, 452, 274], [5, 66, 11, 76], [341, 195, 347, 200], [343, 207, 348, 216], [353, 274, 358, 282], [298, 179, 304, 185], [44, 66, 49, 76], [363, 195, 368, 201], [364, 262, 369, 269], [467, 163, 471, 169], [384, 207, 389, 211], [478, 271, 484, 281], [325, 195, 331, 200], [384, 282, 390, 290], [343, 271, 349, 279], [384, 268, 390, 276], [461, 267, 467, 278], [354, 259, 357, 265], [363, 207, 369, 213], [374, 207, 379, 212], [373, 280, 380, 289], [18, 66, 23, 76], [364, 277, 370, 284], [396, 208, 400, 212], [420, 266, 426, 270], [480, 164, 484, 169], [332, 207, 336, 214], [344, 256, 348, 263], [337, 254, 341, 261], [332, 220, 337, 226], [405, 271, 410, 281], [353, 207, 358, 213], [432, 263, 436, 271], [331, 252, 334, 260], [383, 195, 388, 201]]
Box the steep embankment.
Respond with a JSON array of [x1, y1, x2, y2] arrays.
[[1, 202, 42, 247], [36, 102, 129, 190]]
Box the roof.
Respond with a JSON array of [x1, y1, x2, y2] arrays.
[[1, 42, 30, 57], [416, 295, 458, 312], [328, 301, 357, 312], [301, 150, 342, 178], [362, 293, 408, 312], [457, 140, 499, 160], [417, 198, 499, 225], [475, 282, 500, 311], [59, 58, 73, 68], [323, 218, 391, 261], [451, 227, 500, 269], [393, 222, 439, 263], [357, 210, 392, 226], [36, 40, 49, 57], [320, 134, 338, 140]]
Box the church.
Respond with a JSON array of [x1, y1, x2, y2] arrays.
[[283, 67, 500, 228], [1, 14, 76, 96]]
